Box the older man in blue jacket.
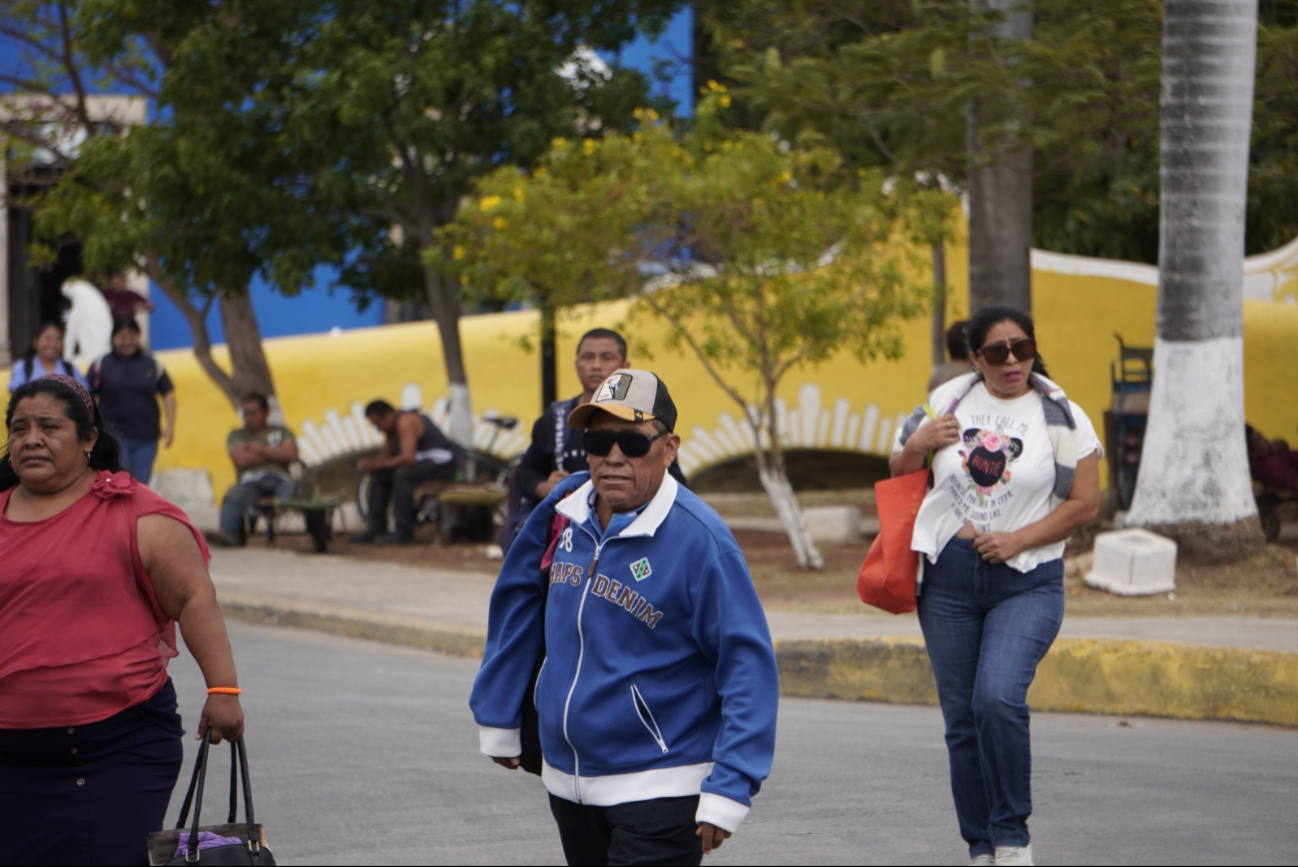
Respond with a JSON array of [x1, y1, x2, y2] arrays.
[[471, 369, 779, 866]]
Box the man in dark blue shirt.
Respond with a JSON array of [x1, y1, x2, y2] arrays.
[[89, 317, 175, 485], [502, 328, 685, 551]]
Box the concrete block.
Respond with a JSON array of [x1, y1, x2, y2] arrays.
[[1084, 529, 1177, 596], [150, 469, 215, 508], [803, 506, 863, 544]]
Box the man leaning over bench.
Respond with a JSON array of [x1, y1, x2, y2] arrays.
[[351, 400, 457, 545], [209, 393, 299, 547]]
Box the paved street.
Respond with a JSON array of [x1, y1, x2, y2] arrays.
[[166, 621, 1298, 866]]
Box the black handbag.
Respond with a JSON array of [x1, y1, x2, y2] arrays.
[[147, 732, 274, 866]]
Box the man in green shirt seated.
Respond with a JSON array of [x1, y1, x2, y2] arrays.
[[210, 393, 299, 546]]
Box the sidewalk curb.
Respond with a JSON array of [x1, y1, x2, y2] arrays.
[[221, 600, 1298, 728], [778, 636, 1298, 727], [221, 601, 488, 660]]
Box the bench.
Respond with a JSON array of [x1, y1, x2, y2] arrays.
[[249, 495, 344, 553], [412, 480, 508, 543]]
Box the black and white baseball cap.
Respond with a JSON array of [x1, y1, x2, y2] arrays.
[[567, 369, 678, 432]]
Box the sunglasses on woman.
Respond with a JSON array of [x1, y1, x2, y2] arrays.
[[976, 337, 1036, 366], [582, 429, 669, 458]]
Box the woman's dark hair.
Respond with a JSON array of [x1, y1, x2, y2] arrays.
[[23, 322, 65, 363], [945, 319, 970, 361], [111, 315, 141, 337], [965, 304, 1050, 378], [1, 378, 122, 491]]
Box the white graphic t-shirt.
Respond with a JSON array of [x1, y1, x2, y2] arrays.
[[895, 382, 1102, 573]]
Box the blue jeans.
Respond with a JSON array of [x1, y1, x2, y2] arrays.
[[917, 538, 1065, 858], [220, 475, 296, 538], [119, 438, 160, 486]]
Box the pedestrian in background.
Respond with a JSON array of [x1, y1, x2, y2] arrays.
[[891, 306, 1102, 866], [473, 369, 778, 866], [6, 322, 88, 392], [351, 399, 457, 544], [502, 327, 686, 551], [928, 318, 972, 392], [209, 393, 300, 547], [97, 270, 156, 320], [0, 375, 243, 866], [89, 316, 176, 486]]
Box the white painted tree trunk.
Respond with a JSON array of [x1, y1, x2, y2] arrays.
[[758, 463, 824, 570], [966, 0, 1034, 313], [447, 382, 474, 450], [1126, 0, 1265, 562], [748, 413, 824, 570]]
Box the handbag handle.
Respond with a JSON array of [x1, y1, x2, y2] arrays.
[[173, 732, 259, 859]]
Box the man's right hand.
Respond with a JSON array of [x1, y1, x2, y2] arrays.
[[697, 823, 732, 855], [492, 756, 521, 770], [535, 469, 570, 499]]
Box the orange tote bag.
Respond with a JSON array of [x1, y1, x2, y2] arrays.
[[856, 470, 929, 614]]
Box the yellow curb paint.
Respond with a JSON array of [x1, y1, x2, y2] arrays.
[[776, 636, 1298, 728]]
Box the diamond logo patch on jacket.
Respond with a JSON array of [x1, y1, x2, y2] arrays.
[[630, 557, 653, 582]]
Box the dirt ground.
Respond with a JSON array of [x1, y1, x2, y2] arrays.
[[248, 490, 1298, 618]]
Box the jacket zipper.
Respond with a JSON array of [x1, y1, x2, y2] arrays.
[[630, 684, 669, 753], [561, 539, 602, 804]]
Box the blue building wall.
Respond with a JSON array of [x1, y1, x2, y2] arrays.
[[148, 266, 385, 351]]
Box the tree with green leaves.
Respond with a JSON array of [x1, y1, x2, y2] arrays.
[[0, 0, 360, 409], [710, 0, 1298, 271], [273, 0, 684, 444], [441, 98, 932, 568]]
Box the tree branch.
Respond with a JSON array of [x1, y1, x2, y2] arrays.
[[638, 294, 751, 416], [142, 254, 236, 399], [56, 1, 96, 134]]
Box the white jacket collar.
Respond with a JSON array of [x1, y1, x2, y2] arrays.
[[556, 474, 680, 539]]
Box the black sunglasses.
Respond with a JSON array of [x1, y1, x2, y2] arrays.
[[582, 429, 669, 458], [976, 337, 1036, 366]]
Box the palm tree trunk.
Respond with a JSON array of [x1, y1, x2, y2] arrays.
[[966, 0, 1034, 313], [1125, 0, 1265, 563]]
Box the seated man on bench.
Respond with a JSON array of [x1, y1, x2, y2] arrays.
[[211, 393, 299, 546], [352, 399, 457, 545]]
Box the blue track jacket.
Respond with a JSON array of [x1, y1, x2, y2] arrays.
[[470, 472, 778, 832]]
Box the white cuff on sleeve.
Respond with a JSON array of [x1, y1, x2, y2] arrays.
[[478, 726, 522, 758], [695, 792, 750, 834]]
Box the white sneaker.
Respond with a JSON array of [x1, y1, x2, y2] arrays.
[[970, 854, 996, 866], [995, 844, 1034, 866]]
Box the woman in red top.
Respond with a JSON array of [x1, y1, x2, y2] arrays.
[[0, 375, 244, 866]]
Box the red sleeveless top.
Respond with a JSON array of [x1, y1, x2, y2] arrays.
[[0, 471, 211, 729]]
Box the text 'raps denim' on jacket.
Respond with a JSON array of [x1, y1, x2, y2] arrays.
[[470, 472, 778, 833]]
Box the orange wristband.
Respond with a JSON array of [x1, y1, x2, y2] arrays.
[[206, 687, 242, 696]]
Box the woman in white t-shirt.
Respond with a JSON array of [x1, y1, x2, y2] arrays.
[[890, 305, 1101, 867]]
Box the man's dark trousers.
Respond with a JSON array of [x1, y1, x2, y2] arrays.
[[366, 460, 455, 539], [548, 794, 704, 866]]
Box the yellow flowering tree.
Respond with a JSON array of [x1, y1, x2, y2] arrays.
[[439, 95, 933, 568]]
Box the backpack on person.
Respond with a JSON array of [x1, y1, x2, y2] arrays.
[[22, 357, 79, 383]]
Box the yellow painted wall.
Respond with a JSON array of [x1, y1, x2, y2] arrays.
[[4, 239, 1297, 500]]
